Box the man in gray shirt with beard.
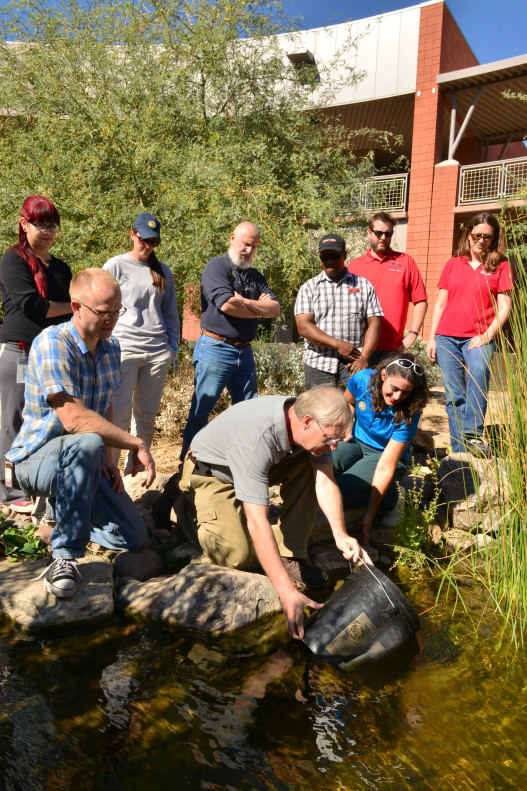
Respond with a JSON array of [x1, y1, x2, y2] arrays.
[[180, 222, 280, 460]]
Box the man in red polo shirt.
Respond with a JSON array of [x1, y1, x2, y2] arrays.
[[348, 212, 428, 364]]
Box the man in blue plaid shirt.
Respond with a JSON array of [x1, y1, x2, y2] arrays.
[[7, 269, 156, 599], [295, 234, 383, 388]]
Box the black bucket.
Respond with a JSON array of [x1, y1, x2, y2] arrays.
[[302, 563, 420, 670]]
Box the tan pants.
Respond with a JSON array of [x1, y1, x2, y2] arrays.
[[175, 452, 318, 569]]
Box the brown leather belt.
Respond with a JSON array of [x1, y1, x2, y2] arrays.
[[202, 329, 251, 348]]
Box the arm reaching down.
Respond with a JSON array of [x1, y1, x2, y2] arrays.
[[243, 501, 323, 639], [48, 392, 156, 488]]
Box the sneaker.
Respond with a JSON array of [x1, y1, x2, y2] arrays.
[[281, 556, 328, 591], [464, 436, 491, 459], [33, 557, 81, 598], [8, 499, 34, 514]]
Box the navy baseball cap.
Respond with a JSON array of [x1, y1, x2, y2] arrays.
[[133, 213, 161, 242], [319, 233, 346, 254]]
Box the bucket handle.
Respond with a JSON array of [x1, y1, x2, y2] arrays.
[[349, 561, 397, 610]]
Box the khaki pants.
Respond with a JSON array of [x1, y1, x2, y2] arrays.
[[175, 452, 318, 569]]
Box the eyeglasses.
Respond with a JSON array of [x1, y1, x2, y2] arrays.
[[30, 222, 59, 233], [385, 358, 424, 378], [135, 233, 159, 248], [470, 233, 493, 242], [371, 229, 393, 239], [313, 417, 341, 448], [75, 300, 126, 320], [320, 253, 341, 263]]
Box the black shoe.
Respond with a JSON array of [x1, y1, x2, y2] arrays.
[[464, 436, 491, 459], [33, 556, 81, 598], [281, 556, 328, 591], [152, 467, 182, 530]]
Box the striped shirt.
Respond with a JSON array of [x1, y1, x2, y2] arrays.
[[7, 320, 121, 463], [294, 270, 383, 374]]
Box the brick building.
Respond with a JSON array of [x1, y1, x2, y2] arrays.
[[182, 0, 527, 340]]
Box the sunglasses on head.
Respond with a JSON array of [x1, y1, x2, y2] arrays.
[[385, 358, 424, 377], [371, 229, 393, 239]]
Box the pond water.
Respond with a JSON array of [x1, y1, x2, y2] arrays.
[[1, 573, 526, 791]]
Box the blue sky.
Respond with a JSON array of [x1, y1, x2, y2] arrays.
[[285, 0, 525, 66], [0, 0, 523, 66]]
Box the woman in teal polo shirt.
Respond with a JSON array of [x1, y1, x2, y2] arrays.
[[333, 352, 429, 545]]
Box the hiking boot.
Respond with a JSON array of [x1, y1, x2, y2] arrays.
[[33, 556, 81, 598], [464, 436, 491, 459], [281, 556, 328, 591]]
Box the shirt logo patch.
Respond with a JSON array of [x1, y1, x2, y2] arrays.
[[358, 400, 367, 411], [348, 287, 360, 293]]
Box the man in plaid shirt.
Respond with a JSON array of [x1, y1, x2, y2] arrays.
[[295, 234, 383, 388], [7, 269, 156, 599]]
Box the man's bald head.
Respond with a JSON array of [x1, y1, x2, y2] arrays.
[[228, 222, 261, 270], [70, 268, 119, 302]]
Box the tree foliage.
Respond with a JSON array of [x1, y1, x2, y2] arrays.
[[0, 0, 394, 315]]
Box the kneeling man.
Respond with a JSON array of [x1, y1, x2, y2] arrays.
[[6, 269, 156, 598], [175, 385, 371, 639]]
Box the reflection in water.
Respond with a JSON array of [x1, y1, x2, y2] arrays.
[[0, 582, 526, 790]]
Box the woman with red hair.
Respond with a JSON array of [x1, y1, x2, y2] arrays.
[[0, 196, 73, 512]]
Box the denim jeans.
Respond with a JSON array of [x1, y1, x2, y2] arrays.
[[180, 333, 258, 459], [332, 438, 406, 511], [435, 335, 494, 452], [15, 433, 148, 558]]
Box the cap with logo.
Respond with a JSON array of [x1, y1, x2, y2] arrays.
[[318, 234, 346, 254], [133, 213, 161, 243]]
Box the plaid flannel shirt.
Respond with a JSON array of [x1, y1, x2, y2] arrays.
[[7, 320, 121, 463], [294, 270, 383, 374]]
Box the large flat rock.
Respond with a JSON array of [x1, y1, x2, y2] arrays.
[[118, 562, 282, 635], [0, 555, 114, 631]]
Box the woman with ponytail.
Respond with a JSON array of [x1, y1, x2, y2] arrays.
[[0, 195, 73, 511], [103, 213, 180, 475]]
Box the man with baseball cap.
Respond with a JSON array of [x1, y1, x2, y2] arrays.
[[295, 233, 383, 388]]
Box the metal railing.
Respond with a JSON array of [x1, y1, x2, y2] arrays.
[[361, 173, 409, 212], [458, 156, 527, 205]]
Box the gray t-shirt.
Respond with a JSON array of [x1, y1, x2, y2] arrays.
[[190, 395, 330, 505], [103, 253, 180, 354]]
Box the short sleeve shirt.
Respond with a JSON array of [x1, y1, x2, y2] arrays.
[[7, 320, 121, 463], [200, 253, 278, 343], [348, 249, 427, 350], [436, 256, 513, 337], [348, 369, 420, 464], [294, 270, 383, 373], [190, 395, 331, 505]]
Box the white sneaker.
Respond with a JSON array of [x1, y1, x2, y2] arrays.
[[33, 557, 81, 598]]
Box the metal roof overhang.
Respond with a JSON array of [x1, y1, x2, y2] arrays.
[[437, 54, 527, 148], [320, 93, 415, 169]]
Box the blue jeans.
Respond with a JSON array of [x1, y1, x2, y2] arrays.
[[15, 434, 148, 558], [180, 334, 258, 459], [435, 335, 494, 452]]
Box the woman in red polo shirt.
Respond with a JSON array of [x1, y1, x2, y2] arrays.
[[426, 212, 512, 457]]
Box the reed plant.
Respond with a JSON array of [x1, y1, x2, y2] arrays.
[[439, 216, 527, 644]]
